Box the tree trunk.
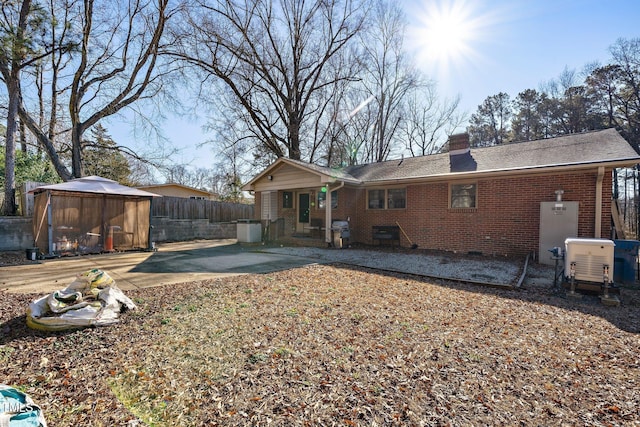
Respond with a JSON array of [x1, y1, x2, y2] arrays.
[[1, 0, 32, 215], [3, 79, 19, 215], [288, 116, 301, 160], [71, 124, 83, 178]]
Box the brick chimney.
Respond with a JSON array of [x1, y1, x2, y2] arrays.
[[448, 133, 470, 156], [448, 133, 476, 172]]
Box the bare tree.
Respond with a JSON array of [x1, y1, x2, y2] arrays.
[[585, 64, 623, 129], [356, 0, 418, 163], [171, 0, 365, 161], [16, 0, 177, 181], [609, 38, 640, 237], [315, 80, 373, 167], [207, 112, 254, 201], [0, 0, 55, 214], [403, 86, 463, 156], [31, 0, 80, 158], [610, 37, 640, 150], [0, 0, 31, 214]]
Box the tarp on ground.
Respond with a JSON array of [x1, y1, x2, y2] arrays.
[[26, 269, 136, 332]]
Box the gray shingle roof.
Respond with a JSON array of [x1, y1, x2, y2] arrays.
[[245, 129, 639, 190], [341, 128, 640, 183]]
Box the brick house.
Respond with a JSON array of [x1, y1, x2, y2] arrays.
[[242, 129, 640, 260]]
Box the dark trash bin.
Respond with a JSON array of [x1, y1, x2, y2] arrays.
[[25, 248, 38, 261], [613, 239, 640, 285]]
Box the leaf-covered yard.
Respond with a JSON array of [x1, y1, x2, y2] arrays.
[[1, 263, 639, 426]]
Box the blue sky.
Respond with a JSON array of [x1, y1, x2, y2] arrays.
[[108, 0, 640, 172], [403, 0, 640, 114]]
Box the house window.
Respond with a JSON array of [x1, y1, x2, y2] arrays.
[[318, 190, 338, 209], [261, 191, 278, 220], [450, 183, 477, 208], [283, 191, 293, 209], [368, 189, 385, 209], [387, 188, 406, 209], [368, 188, 406, 209]]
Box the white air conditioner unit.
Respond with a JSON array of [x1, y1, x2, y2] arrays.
[[565, 238, 615, 283]]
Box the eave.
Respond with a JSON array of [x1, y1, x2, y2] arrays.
[[355, 158, 639, 187]]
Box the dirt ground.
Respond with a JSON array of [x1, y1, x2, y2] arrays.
[[1, 259, 638, 426]]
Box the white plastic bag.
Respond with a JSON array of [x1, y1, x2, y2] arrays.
[[26, 269, 136, 332]]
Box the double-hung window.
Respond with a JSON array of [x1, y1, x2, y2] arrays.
[[368, 188, 406, 209]]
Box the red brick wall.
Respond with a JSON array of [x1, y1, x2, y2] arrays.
[[279, 191, 297, 234], [257, 169, 613, 257], [348, 169, 612, 257]]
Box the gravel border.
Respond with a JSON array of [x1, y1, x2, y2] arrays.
[[262, 246, 535, 287]]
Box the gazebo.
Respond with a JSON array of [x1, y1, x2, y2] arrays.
[[31, 176, 160, 256]]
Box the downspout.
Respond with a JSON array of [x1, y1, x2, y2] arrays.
[[595, 166, 604, 238], [325, 181, 345, 244]]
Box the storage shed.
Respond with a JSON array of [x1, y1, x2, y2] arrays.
[[31, 176, 160, 256]]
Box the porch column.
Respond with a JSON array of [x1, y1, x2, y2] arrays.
[[324, 182, 345, 244], [325, 188, 332, 244]]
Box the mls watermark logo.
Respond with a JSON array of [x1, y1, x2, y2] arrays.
[[1, 402, 36, 414]]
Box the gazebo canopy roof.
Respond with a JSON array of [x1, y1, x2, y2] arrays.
[[31, 176, 161, 198]]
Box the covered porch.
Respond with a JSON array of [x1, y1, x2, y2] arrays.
[[243, 159, 358, 244]]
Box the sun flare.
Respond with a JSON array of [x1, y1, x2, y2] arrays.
[[424, 5, 473, 60], [407, 0, 486, 72]]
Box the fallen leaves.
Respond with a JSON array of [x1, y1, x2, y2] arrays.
[[0, 263, 639, 426]]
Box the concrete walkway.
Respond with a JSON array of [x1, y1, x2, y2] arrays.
[[0, 240, 320, 294]]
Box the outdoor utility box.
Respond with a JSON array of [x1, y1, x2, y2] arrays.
[[565, 238, 615, 283], [539, 201, 579, 265], [613, 239, 639, 285], [237, 219, 262, 243]]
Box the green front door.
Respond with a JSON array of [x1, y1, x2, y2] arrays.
[[298, 193, 310, 224]]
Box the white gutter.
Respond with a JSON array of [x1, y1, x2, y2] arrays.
[[595, 166, 604, 238], [324, 181, 345, 244]]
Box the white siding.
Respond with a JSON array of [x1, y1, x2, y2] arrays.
[[253, 164, 324, 191]]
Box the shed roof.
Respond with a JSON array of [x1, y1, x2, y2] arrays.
[[31, 176, 161, 197], [243, 128, 640, 190]]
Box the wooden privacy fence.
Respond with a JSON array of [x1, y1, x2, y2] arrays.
[[151, 196, 254, 222]]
